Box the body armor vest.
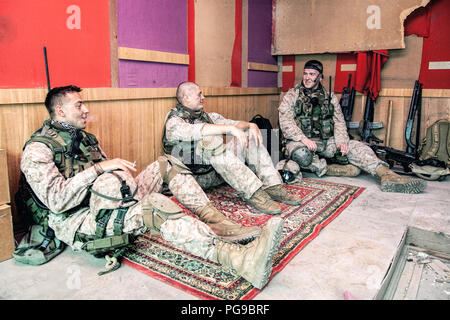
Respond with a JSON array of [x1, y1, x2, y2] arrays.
[[16, 119, 106, 229], [162, 104, 215, 175], [293, 83, 334, 141]]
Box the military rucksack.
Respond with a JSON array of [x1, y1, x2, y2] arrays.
[[419, 119, 450, 167]]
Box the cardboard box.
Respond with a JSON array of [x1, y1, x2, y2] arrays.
[[0, 204, 15, 262], [0, 149, 10, 205]]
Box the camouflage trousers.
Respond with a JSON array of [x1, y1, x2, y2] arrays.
[[286, 137, 387, 176], [194, 134, 283, 200], [74, 160, 215, 256]]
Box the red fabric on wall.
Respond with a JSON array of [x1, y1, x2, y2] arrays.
[[404, 6, 430, 37], [188, 0, 196, 82], [354, 50, 389, 100], [282, 55, 295, 91], [418, 0, 450, 89], [230, 0, 242, 87], [334, 53, 357, 93]]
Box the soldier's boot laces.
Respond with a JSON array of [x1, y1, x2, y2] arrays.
[[264, 184, 302, 205], [195, 202, 262, 244], [376, 165, 427, 194], [212, 217, 284, 289], [326, 163, 361, 177], [246, 188, 282, 215]]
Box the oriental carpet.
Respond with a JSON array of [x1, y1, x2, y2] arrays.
[[122, 178, 365, 300]]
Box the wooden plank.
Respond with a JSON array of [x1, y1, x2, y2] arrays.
[[118, 47, 190, 65], [404, 263, 423, 300], [247, 62, 279, 72], [393, 260, 415, 300], [109, 0, 119, 87]]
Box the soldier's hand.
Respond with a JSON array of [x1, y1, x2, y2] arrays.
[[302, 138, 317, 151], [97, 158, 137, 174], [248, 123, 263, 147], [337, 143, 350, 155], [230, 126, 248, 148]]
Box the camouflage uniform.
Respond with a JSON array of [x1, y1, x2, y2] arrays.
[[21, 133, 216, 259], [163, 105, 283, 200], [279, 83, 387, 176]]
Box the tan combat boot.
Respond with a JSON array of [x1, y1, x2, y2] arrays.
[[195, 202, 262, 244], [264, 184, 302, 205], [376, 165, 427, 194], [246, 188, 282, 214], [212, 217, 284, 289], [326, 164, 361, 177]]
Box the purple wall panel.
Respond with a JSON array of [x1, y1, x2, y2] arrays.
[[248, 70, 278, 87], [248, 0, 277, 87], [117, 0, 188, 88], [248, 0, 276, 65], [119, 60, 187, 88]]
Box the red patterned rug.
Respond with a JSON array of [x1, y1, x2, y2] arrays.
[[122, 178, 365, 300]]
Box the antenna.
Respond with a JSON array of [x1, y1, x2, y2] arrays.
[[43, 46, 51, 91]]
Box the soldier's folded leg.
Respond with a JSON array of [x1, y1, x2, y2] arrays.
[[195, 202, 261, 244], [325, 163, 361, 177], [212, 217, 284, 289], [264, 184, 302, 205], [375, 164, 427, 194]]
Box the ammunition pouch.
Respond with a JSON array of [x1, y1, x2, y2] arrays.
[[141, 192, 186, 235], [158, 154, 192, 185], [13, 225, 65, 265]]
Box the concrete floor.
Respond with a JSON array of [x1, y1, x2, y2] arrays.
[[0, 172, 449, 300]]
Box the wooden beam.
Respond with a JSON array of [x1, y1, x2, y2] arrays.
[[248, 62, 279, 72], [109, 0, 119, 87], [118, 47, 190, 65]]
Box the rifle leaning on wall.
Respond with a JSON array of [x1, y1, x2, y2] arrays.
[[358, 89, 384, 144], [339, 74, 359, 137], [370, 80, 425, 174]]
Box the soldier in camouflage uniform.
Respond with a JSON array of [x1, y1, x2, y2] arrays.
[[18, 85, 284, 289], [278, 60, 427, 194], [163, 81, 302, 215]]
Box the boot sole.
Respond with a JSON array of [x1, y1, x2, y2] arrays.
[[249, 217, 284, 289], [271, 197, 302, 206], [381, 180, 427, 194], [217, 228, 262, 245]]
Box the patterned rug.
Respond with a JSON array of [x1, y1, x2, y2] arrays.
[[122, 178, 365, 300]]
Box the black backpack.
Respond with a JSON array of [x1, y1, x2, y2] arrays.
[[249, 114, 275, 156]]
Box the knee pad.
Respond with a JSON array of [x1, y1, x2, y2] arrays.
[[141, 192, 186, 235], [291, 146, 314, 167]]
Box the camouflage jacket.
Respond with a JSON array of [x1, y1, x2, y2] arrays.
[[20, 121, 108, 248], [163, 104, 239, 158], [278, 83, 349, 147]]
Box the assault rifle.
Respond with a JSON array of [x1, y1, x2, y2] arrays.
[[358, 90, 384, 144], [339, 74, 359, 133], [370, 80, 422, 174]]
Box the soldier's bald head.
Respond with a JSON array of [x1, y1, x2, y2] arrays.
[[176, 82, 199, 104]]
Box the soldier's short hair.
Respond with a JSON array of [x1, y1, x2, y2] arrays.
[[44, 85, 82, 117], [176, 81, 197, 104]]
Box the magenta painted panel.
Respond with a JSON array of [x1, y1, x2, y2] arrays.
[[117, 0, 188, 87], [248, 0, 277, 87], [117, 0, 187, 53], [248, 70, 277, 87], [118, 60, 187, 88]]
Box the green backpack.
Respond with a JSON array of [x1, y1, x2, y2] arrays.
[[409, 119, 450, 181], [419, 119, 450, 167]]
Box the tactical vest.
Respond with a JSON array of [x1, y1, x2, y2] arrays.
[[292, 84, 334, 141], [16, 120, 106, 231], [162, 104, 215, 175]]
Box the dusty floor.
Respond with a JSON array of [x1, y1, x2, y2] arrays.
[[0, 172, 449, 300]]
